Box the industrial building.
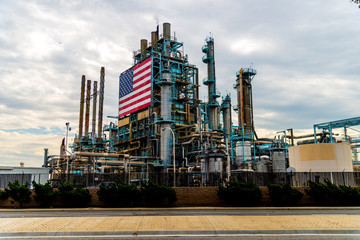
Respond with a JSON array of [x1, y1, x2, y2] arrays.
[[43, 23, 360, 186]]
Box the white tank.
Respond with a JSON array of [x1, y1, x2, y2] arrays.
[[209, 158, 216, 173], [272, 151, 286, 172], [236, 141, 251, 167], [200, 159, 208, 173], [216, 158, 223, 173]]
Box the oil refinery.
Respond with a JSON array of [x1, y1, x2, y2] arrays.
[[43, 23, 360, 186]]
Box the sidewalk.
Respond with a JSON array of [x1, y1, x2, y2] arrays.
[[0, 208, 360, 237]]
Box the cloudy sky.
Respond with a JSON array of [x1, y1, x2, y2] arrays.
[[0, 0, 359, 167]]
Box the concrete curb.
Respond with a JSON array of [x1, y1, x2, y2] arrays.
[[1, 206, 360, 212], [1, 229, 360, 237]]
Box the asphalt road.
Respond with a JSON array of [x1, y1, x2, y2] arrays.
[[0, 207, 360, 218]]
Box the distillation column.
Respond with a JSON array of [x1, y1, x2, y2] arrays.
[[221, 94, 232, 136], [235, 68, 256, 136], [202, 36, 220, 130], [159, 71, 173, 170]]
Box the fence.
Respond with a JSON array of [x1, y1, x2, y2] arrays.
[[0, 174, 32, 188], [50, 172, 360, 187]]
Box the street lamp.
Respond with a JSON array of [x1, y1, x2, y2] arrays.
[[162, 127, 176, 187]]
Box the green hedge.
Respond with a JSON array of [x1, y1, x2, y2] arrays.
[[32, 181, 57, 207], [267, 184, 303, 206], [97, 181, 141, 207], [306, 179, 360, 206], [141, 181, 177, 207], [57, 182, 92, 208], [218, 180, 261, 206], [97, 181, 177, 207], [4, 179, 31, 208]]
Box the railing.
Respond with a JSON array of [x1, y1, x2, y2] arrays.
[[49, 172, 360, 188]]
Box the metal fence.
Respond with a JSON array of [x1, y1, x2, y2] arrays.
[[0, 174, 32, 188], [50, 172, 360, 187]]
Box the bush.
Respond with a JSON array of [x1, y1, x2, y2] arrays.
[[306, 179, 360, 206], [267, 184, 303, 206], [57, 182, 91, 208], [141, 181, 177, 207], [0, 189, 9, 199], [97, 181, 141, 207], [5, 179, 31, 208], [32, 181, 57, 207], [218, 180, 261, 206]]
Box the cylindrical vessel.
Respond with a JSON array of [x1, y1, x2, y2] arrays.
[[272, 151, 286, 172], [92, 81, 98, 141], [236, 141, 251, 167], [97, 67, 105, 139], [84, 80, 91, 138], [140, 39, 148, 53], [163, 23, 171, 39], [151, 31, 158, 46], [78, 75, 86, 139], [216, 158, 223, 173], [209, 158, 215, 173]]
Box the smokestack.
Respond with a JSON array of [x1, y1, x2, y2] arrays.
[[78, 75, 86, 139], [43, 148, 48, 167], [140, 39, 148, 53], [163, 22, 171, 39], [92, 81, 98, 141], [84, 80, 91, 138], [151, 30, 159, 46], [97, 67, 105, 140]]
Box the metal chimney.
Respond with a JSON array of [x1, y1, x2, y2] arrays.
[[84, 79, 91, 138], [78, 75, 86, 139], [92, 81, 98, 141], [97, 67, 105, 140], [140, 39, 148, 53], [163, 23, 171, 39]]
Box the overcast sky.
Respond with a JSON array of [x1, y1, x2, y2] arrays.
[[0, 0, 359, 167]]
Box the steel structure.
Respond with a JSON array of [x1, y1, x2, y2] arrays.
[[43, 23, 360, 186]]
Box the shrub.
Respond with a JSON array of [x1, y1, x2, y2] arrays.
[[0, 189, 9, 199], [306, 179, 360, 206], [32, 181, 57, 207], [5, 179, 31, 208], [218, 180, 261, 206], [141, 181, 177, 207], [267, 184, 303, 206], [57, 182, 91, 207], [97, 181, 141, 207]]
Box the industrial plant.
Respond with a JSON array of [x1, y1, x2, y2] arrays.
[[43, 23, 360, 187]]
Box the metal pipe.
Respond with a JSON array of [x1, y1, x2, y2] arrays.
[[78, 75, 86, 139], [98, 67, 105, 140], [84, 80, 91, 138], [92, 81, 98, 141]]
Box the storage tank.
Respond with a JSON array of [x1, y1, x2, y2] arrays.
[[272, 151, 286, 172], [288, 142, 353, 172], [236, 141, 251, 167]]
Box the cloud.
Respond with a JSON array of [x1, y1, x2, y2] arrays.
[[0, 0, 359, 166]]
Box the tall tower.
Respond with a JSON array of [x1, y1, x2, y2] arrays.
[[202, 36, 220, 131], [235, 68, 256, 137]]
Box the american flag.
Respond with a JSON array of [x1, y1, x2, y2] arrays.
[[118, 57, 152, 118]]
